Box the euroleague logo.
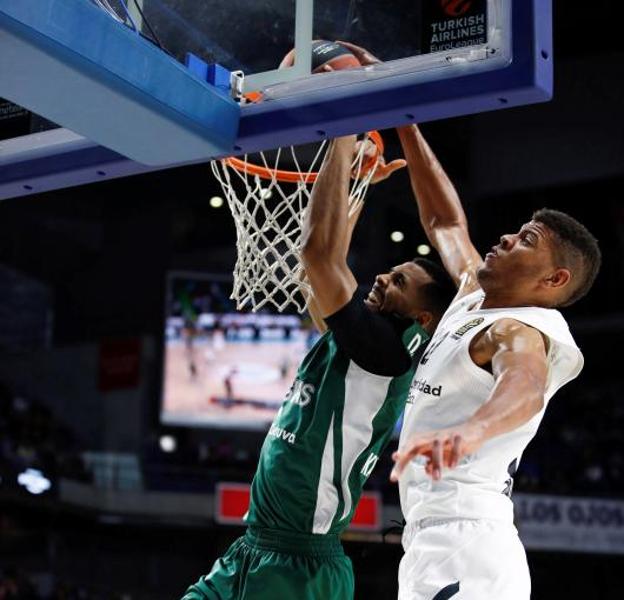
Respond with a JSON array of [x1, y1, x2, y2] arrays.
[[441, 0, 473, 17]]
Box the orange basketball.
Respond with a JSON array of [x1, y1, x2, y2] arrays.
[[311, 40, 362, 73]]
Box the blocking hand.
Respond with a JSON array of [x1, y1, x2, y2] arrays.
[[390, 423, 485, 482], [353, 139, 406, 184]]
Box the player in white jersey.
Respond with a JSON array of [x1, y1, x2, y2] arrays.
[[375, 118, 602, 600], [342, 43, 601, 600]]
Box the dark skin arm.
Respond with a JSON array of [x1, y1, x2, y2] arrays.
[[397, 125, 483, 293], [396, 124, 483, 295], [339, 41, 483, 296], [390, 319, 548, 481], [301, 135, 405, 320], [301, 136, 359, 317], [304, 201, 365, 333]]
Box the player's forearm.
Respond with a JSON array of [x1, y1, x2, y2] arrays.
[[302, 164, 363, 333], [466, 366, 545, 442], [301, 136, 356, 262], [307, 298, 328, 334], [396, 125, 467, 235]]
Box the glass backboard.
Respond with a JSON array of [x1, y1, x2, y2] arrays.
[[131, 0, 507, 95], [0, 0, 551, 198]]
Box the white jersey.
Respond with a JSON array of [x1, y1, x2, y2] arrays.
[[399, 289, 584, 525]]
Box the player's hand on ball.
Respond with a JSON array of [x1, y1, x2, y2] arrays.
[[336, 41, 382, 67], [390, 423, 485, 482]]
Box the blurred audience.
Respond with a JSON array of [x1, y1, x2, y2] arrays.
[[0, 384, 90, 490], [0, 566, 131, 600], [515, 380, 624, 496]]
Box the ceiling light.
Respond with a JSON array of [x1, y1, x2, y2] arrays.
[[159, 434, 177, 453]]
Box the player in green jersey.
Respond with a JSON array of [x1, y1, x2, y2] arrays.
[[182, 136, 455, 600]]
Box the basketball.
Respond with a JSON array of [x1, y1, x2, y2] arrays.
[[279, 40, 362, 73], [311, 40, 362, 73]]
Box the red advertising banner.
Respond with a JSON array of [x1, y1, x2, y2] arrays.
[[215, 483, 381, 531]]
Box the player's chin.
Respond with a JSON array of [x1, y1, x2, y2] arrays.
[[364, 296, 381, 312], [476, 263, 494, 282]]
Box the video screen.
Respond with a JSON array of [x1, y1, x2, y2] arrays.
[[161, 272, 320, 430]]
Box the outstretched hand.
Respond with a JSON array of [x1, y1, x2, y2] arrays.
[[368, 157, 407, 184], [353, 139, 406, 184], [390, 423, 485, 482]]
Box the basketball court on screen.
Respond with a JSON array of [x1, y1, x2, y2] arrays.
[[161, 275, 314, 429]]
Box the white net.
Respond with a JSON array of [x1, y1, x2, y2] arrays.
[[211, 135, 381, 313]]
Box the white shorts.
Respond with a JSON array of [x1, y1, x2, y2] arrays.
[[398, 518, 530, 600]]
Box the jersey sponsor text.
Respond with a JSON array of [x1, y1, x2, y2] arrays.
[[411, 378, 442, 396], [285, 379, 315, 407], [268, 424, 296, 444]]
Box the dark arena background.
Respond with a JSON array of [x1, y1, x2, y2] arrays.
[[2, 2, 624, 598]]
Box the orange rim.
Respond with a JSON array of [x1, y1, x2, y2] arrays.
[[224, 131, 384, 184]]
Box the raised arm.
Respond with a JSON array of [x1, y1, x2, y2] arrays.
[[336, 41, 483, 292], [304, 199, 366, 333], [301, 136, 359, 317], [391, 318, 548, 481], [396, 125, 483, 292], [302, 135, 405, 329]]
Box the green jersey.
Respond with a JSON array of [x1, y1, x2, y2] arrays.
[[246, 321, 428, 535]]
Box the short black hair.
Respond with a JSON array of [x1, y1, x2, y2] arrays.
[[412, 257, 456, 318], [532, 208, 601, 307]]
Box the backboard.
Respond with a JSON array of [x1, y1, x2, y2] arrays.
[[0, 0, 552, 199]]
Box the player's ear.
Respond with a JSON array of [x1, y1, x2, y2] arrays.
[[415, 310, 433, 329], [544, 267, 571, 289]]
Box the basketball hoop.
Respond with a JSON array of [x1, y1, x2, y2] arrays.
[[211, 132, 384, 313]]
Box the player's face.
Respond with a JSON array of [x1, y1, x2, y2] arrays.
[[478, 220, 560, 297], [365, 262, 433, 318]]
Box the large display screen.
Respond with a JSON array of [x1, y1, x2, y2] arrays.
[[161, 272, 320, 430]]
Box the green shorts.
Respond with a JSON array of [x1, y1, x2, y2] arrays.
[[181, 526, 354, 600]]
